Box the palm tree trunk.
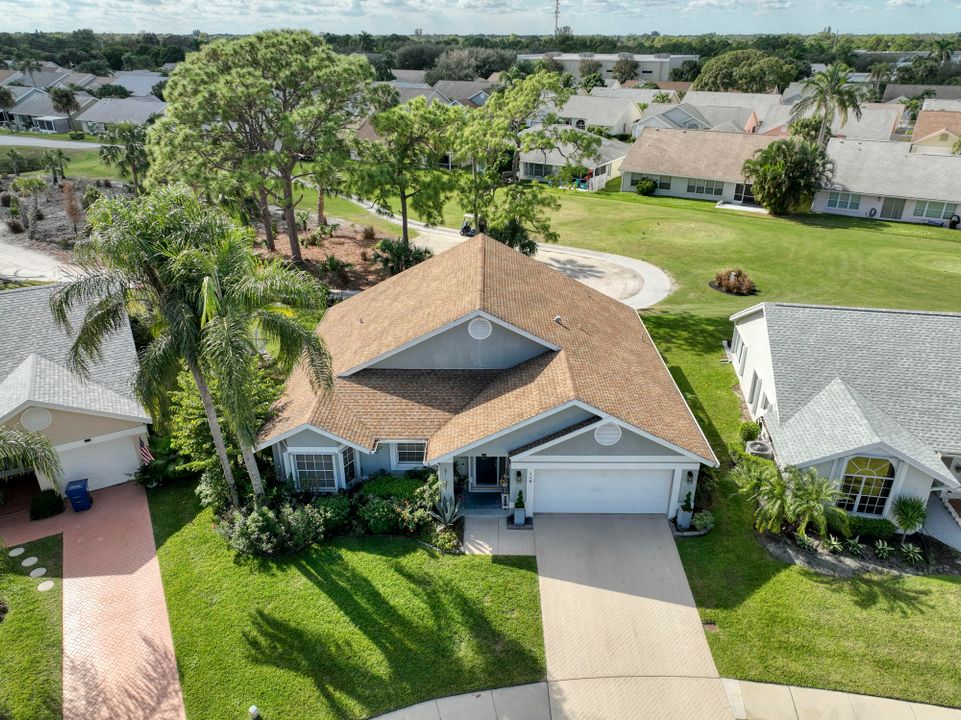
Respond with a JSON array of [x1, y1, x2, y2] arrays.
[[188, 362, 241, 508], [239, 442, 266, 506], [817, 110, 831, 147], [257, 187, 275, 252]]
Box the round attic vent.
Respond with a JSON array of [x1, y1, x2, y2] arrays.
[[468, 317, 493, 340], [20, 408, 52, 432], [594, 423, 622, 446]]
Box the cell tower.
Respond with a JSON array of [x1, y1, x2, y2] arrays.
[[554, 0, 560, 34]]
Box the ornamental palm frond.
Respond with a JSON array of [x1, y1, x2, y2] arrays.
[[786, 466, 847, 539], [753, 469, 792, 536], [791, 64, 863, 147], [0, 426, 62, 485]]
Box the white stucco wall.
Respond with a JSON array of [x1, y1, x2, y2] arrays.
[[811, 191, 959, 226], [731, 308, 777, 419], [620, 173, 741, 202]]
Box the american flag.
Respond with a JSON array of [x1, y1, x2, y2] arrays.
[[139, 438, 155, 465]]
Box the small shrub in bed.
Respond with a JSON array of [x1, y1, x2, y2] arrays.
[[362, 474, 423, 502], [312, 493, 352, 535], [827, 512, 896, 541], [420, 524, 459, 553], [712, 268, 757, 296], [358, 496, 398, 534], [0, 193, 11, 207], [739, 421, 761, 443], [362, 225, 376, 240], [29, 490, 64, 521], [218, 503, 326, 556], [6, 219, 24, 233], [692, 510, 715, 532], [634, 177, 657, 196]]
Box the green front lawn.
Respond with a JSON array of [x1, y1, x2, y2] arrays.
[[0, 129, 97, 143], [2, 144, 119, 180], [0, 534, 63, 720], [149, 482, 545, 720]]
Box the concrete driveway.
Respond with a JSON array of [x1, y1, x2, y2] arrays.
[[0, 134, 101, 149], [535, 514, 733, 719]]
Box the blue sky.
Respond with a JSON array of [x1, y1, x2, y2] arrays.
[[1, 0, 957, 36]]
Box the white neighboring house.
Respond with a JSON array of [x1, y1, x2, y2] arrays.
[[619, 127, 776, 205], [728, 302, 961, 523], [0, 285, 151, 494], [549, 94, 643, 135], [588, 86, 679, 105], [631, 102, 760, 137], [74, 96, 166, 134], [758, 103, 904, 142], [518, 125, 630, 190], [680, 91, 785, 122], [516, 53, 698, 82], [813, 138, 961, 225]]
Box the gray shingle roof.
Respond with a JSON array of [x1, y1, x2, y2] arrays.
[[0, 285, 149, 423], [883, 84, 961, 103], [109, 70, 165, 97], [825, 138, 961, 203], [760, 303, 961, 463], [75, 96, 166, 125], [520, 125, 630, 167], [555, 94, 637, 128], [10, 90, 95, 119], [589, 87, 674, 104]]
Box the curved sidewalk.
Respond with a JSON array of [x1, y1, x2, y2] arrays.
[[341, 199, 674, 309], [374, 679, 961, 720]]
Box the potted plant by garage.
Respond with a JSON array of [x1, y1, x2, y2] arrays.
[[676, 492, 694, 530], [514, 490, 526, 526]]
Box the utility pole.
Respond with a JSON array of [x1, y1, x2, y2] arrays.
[[554, 0, 560, 35]]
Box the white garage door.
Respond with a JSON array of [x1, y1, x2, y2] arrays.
[[533, 467, 674, 514], [60, 436, 143, 491]]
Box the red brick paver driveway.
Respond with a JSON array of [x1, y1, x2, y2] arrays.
[[1, 482, 186, 720]]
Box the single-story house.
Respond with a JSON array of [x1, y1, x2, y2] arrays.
[[431, 80, 491, 107], [589, 86, 679, 105], [257, 234, 717, 516], [728, 302, 961, 521], [3, 90, 96, 132], [75, 96, 166, 133], [909, 110, 961, 155], [516, 53, 698, 82], [382, 81, 450, 105], [518, 125, 630, 189], [0, 86, 41, 127], [813, 138, 961, 225], [883, 84, 961, 104], [550, 94, 643, 136], [390, 68, 427, 84], [632, 102, 759, 137], [619, 127, 775, 204], [758, 103, 903, 142], [108, 70, 165, 97], [680, 91, 785, 122], [0, 285, 151, 496], [623, 80, 692, 94], [923, 99, 961, 113]]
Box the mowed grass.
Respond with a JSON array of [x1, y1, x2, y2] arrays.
[[149, 482, 545, 720], [0, 533, 63, 720], [2, 145, 120, 180]]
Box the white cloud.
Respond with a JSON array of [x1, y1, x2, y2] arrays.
[[885, 0, 929, 5]]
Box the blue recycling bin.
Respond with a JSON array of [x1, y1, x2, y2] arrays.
[[64, 479, 93, 512]]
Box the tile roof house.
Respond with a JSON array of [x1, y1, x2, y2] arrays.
[[258, 235, 716, 516], [0, 285, 151, 494], [518, 125, 630, 190], [619, 127, 775, 204], [728, 303, 961, 522], [812, 138, 961, 225]]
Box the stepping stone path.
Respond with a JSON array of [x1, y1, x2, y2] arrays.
[[29, 567, 47, 578], [8, 547, 24, 557], [21, 556, 38, 567], [37, 580, 54, 592], [7, 547, 54, 592]]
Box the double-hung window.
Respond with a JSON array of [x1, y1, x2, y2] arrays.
[[686, 177, 723, 197], [293, 453, 336, 493], [396, 442, 426, 465], [913, 200, 957, 220], [826, 192, 861, 211], [837, 457, 895, 516], [341, 448, 356, 485]]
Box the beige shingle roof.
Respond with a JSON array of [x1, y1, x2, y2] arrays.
[[260, 236, 716, 464], [914, 110, 961, 141]]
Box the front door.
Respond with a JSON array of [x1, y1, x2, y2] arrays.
[[474, 457, 501, 488]]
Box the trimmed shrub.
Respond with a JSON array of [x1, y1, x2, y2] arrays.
[[692, 510, 715, 531], [361, 474, 423, 503], [634, 177, 658, 196], [712, 268, 757, 296], [68, 131, 86, 140], [827, 511, 896, 541], [739, 421, 761, 443], [358, 496, 398, 534], [29, 490, 64, 521], [218, 503, 325, 556], [313, 493, 351, 536], [420, 524, 459, 553]]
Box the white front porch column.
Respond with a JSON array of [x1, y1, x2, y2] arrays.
[[437, 461, 454, 501]]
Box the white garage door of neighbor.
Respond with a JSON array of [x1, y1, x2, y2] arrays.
[[533, 467, 674, 514], [60, 436, 142, 491]]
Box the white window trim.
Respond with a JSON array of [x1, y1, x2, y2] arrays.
[[390, 440, 427, 470], [836, 455, 900, 517], [287, 450, 340, 493]]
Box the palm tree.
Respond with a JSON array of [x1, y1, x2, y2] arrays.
[[98, 122, 148, 193], [868, 62, 893, 99], [892, 495, 927, 539], [0, 426, 62, 485], [50, 186, 330, 507], [786, 467, 846, 539], [930, 38, 955, 65], [40, 148, 60, 184], [791, 63, 863, 147], [0, 86, 14, 118], [14, 54, 42, 88], [171, 225, 332, 501], [904, 88, 936, 124], [6, 148, 26, 176], [50, 87, 80, 131], [11, 177, 46, 241]]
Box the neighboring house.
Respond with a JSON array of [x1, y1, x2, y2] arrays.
[[109, 70, 165, 97], [813, 138, 961, 225], [516, 53, 699, 82], [431, 80, 491, 107], [518, 125, 630, 189], [728, 302, 961, 522], [680, 91, 784, 122], [759, 103, 903, 142], [909, 110, 961, 155], [382, 81, 450, 105], [550, 94, 642, 135], [0, 68, 19, 85], [257, 235, 717, 516], [809, 64, 871, 84], [0, 86, 41, 126], [4, 89, 96, 132], [390, 68, 427, 83], [619, 127, 775, 205], [923, 99, 961, 112], [0, 285, 151, 494], [883, 84, 961, 104], [589, 86, 679, 105], [631, 102, 759, 137], [623, 80, 692, 94], [74, 96, 166, 133], [160, 62, 180, 73]]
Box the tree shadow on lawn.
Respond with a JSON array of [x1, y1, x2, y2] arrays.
[[807, 572, 937, 616], [670, 365, 731, 466], [242, 541, 542, 719], [642, 311, 733, 358]]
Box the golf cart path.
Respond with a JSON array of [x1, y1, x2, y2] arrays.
[[343, 198, 674, 309], [0, 235, 78, 281]]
